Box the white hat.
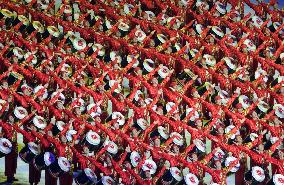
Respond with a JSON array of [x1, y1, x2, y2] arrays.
[[252, 166, 265, 182], [136, 118, 148, 130], [1, 9, 15, 18], [27, 142, 40, 155], [18, 15, 29, 26], [91, 43, 104, 56], [193, 139, 205, 152], [170, 132, 184, 146], [249, 133, 258, 141], [189, 49, 199, 58], [63, 5, 72, 14], [273, 104, 284, 118], [158, 66, 170, 79], [223, 57, 236, 70], [0, 138, 12, 155], [73, 37, 86, 50], [111, 112, 125, 125], [50, 91, 65, 103], [273, 174, 284, 185], [103, 140, 118, 155], [244, 39, 256, 52], [135, 30, 146, 42], [87, 103, 102, 118], [24, 52, 37, 65], [257, 101, 269, 113], [47, 26, 60, 37], [130, 151, 141, 167], [195, 24, 204, 34], [14, 106, 28, 119], [92, 43, 105, 57], [226, 35, 237, 47], [66, 129, 77, 142], [144, 11, 155, 21], [72, 98, 85, 112], [211, 26, 224, 37], [279, 53, 284, 60], [214, 148, 225, 160], [34, 85, 48, 99], [239, 95, 251, 109], [143, 59, 155, 72], [86, 130, 101, 146], [196, 0, 209, 10], [58, 157, 70, 172], [186, 107, 199, 121], [251, 16, 263, 28], [170, 167, 183, 181], [118, 21, 130, 32], [13, 47, 24, 59], [157, 34, 167, 43], [215, 2, 226, 14], [225, 125, 240, 139], [225, 156, 240, 172], [32, 115, 47, 129], [127, 54, 139, 68], [166, 102, 178, 113], [32, 21, 44, 33], [180, 0, 189, 6], [123, 4, 134, 15], [108, 80, 122, 93], [203, 54, 216, 66], [142, 159, 157, 174], [184, 173, 199, 185], [157, 126, 169, 139], [55, 121, 65, 131], [101, 176, 114, 185]]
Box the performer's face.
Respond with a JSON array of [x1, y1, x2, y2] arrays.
[[191, 153, 198, 161], [280, 87, 284, 95], [218, 127, 224, 135], [154, 137, 160, 147], [1, 81, 8, 89]]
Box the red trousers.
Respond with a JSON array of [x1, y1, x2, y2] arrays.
[[29, 163, 41, 184], [5, 145, 17, 177], [59, 173, 73, 185], [45, 169, 57, 185]]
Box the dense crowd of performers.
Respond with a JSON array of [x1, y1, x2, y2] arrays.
[[0, 0, 283, 184]]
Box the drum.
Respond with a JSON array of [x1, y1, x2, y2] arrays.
[[75, 168, 97, 185], [97, 176, 115, 185], [244, 166, 266, 184], [154, 33, 167, 47], [49, 157, 71, 178], [184, 173, 199, 185], [33, 152, 56, 170], [105, 112, 125, 126], [266, 174, 284, 185], [157, 65, 170, 83], [83, 130, 101, 152], [19, 142, 40, 163], [142, 59, 155, 75], [0, 138, 12, 158], [161, 167, 183, 185]]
